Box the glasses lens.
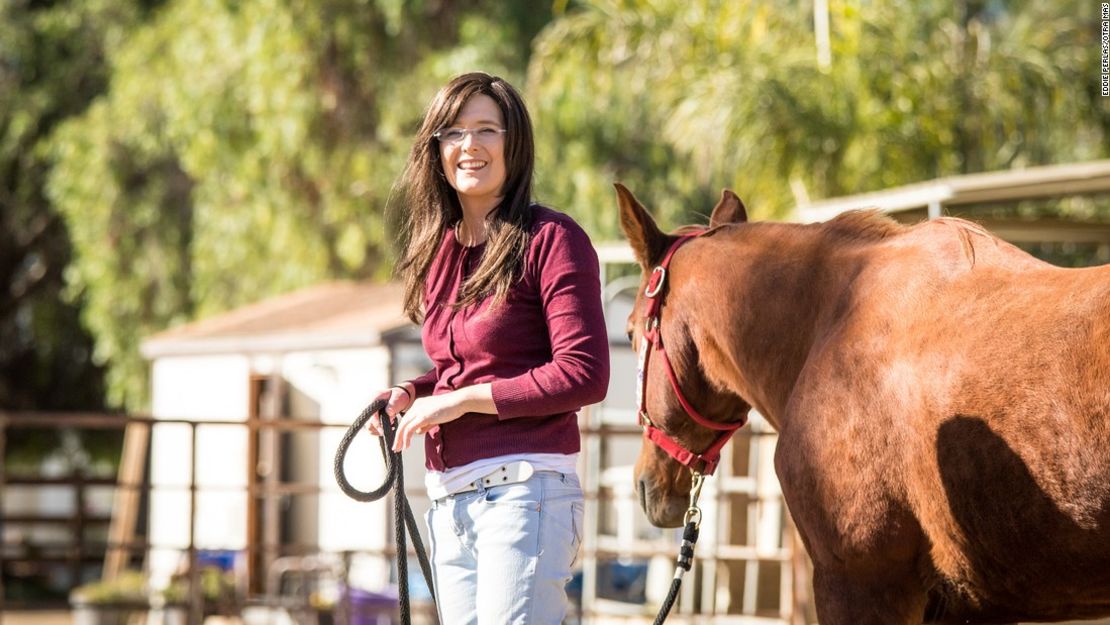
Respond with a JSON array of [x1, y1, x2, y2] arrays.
[[435, 127, 504, 145], [437, 129, 466, 143]]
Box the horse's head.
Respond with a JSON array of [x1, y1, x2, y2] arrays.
[[615, 183, 753, 527]]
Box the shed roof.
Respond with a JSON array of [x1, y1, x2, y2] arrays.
[[140, 281, 411, 359], [794, 160, 1110, 223]]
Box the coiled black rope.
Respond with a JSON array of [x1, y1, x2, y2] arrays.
[[334, 399, 436, 625]]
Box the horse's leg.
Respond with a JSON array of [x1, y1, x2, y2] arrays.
[[811, 565, 928, 625], [774, 399, 932, 623]]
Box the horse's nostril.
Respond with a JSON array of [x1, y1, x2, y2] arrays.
[[637, 479, 648, 511]]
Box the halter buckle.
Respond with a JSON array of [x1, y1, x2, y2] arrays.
[[645, 266, 667, 298]]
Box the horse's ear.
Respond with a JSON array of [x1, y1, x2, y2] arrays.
[[709, 189, 748, 227], [615, 182, 669, 268]]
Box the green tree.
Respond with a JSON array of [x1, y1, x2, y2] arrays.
[[42, 0, 1109, 412], [48, 0, 553, 411], [529, 0, 1110, 233], [0, 1, 160, 411]]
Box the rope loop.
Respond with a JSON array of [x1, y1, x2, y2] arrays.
[[333, 398, 437, 623], [333, 399, 397, 502]]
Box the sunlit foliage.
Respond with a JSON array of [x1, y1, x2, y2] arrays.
[[21, 0, 1108, 410]]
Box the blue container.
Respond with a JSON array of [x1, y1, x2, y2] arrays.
[[597, 560, 649, 603], [196, 549, 238, 572]]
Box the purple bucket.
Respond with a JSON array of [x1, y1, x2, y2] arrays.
[[346, 586, 399, 625]]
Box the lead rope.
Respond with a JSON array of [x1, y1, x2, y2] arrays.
[[652, 472, 705, 625], [333, 399, 436, 625]]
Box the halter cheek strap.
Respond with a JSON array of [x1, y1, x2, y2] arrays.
[[636, 232, 746, 475]]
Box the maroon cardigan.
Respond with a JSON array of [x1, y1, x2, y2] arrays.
[[405, 206, 610, 470]]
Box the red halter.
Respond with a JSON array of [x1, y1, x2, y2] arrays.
[[636, 231, 746, 475]]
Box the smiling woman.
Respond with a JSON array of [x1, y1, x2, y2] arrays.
[[362, 72, 610, 625], [434, 94, 509, 224]]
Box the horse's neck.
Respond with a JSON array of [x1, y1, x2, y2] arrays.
[[694, 224, 850, 428]]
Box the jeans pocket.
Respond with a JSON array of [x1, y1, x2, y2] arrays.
[[482, 481, 541, 510], [570, 500, 585, 568]]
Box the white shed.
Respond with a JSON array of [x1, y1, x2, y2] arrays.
[[139, 281, 430, 594]]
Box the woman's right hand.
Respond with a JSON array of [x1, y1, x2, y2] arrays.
[[366, 384, 414, 437]]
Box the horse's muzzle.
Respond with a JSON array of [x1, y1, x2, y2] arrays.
[[637, 476, 687, 528]]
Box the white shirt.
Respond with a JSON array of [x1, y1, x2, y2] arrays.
[[425, 452, 579, 500]]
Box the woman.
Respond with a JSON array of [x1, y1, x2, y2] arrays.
[[367, 72, 610, 624]]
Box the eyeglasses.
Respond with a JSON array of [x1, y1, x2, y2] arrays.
[[433, 126, 507, 146]]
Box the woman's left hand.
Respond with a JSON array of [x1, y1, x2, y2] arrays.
[[391, 391, 466, 452], [391, 383, 495, 452]]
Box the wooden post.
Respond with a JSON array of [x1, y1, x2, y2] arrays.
[[790, 522, 812, 625], [73, 468, 86, 590], [188, 423, 201, 625], [102, 420, 150, 580], [262, 369, 284, 588], [1, 417, 7, 622]]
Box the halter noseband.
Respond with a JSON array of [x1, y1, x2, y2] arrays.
[[636, 231, 746, 475]]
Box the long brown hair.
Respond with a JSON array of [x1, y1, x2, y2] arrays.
[[392, 72, 535, 322]]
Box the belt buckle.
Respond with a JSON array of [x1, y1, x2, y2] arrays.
[[480, 460, 534, 488], [449, 461, 534, 496]]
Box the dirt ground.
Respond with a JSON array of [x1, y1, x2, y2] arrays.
[[0, 614, 243, 625], [1, 612, 71, 625], [5, 611, 1110, 625]]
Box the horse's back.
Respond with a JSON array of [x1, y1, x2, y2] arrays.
[[800, 214, 1110, 620], [898, 222, 1110, 618], [857, 216, 1110, 345]]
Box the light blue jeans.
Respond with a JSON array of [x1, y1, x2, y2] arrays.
[[425, 471, 584, 625]]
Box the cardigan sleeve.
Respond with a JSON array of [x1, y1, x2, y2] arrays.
[[405, 367, 438, 399], [490, 221, 611, 419]]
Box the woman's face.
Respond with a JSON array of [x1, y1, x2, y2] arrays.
[[438, 94, 507, 208]]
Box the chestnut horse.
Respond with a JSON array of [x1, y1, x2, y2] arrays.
[[615, 183, 1110, 624]]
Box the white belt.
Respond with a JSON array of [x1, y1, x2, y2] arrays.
[[449, 460, 535, 496]]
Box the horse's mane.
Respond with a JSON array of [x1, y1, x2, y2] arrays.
[[821, 209, 905, 241], [821, 210, 1002, 267], [674, 224, 708, 235], [672, 209, 905, 244]]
